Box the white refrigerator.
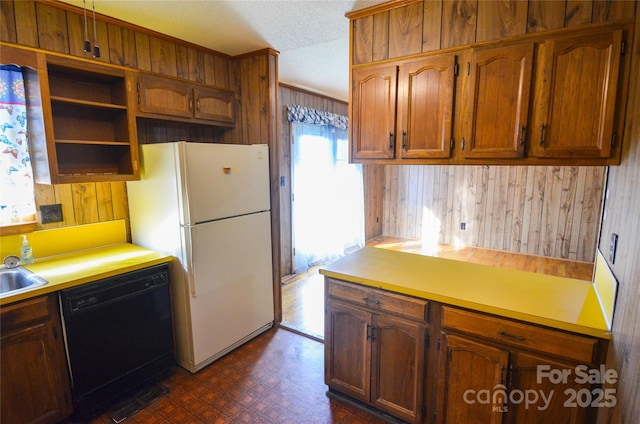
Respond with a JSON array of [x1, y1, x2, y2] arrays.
[[127, 141, 274, 373]]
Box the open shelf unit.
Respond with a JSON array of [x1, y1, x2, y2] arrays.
[[36, 55, 139, 183]]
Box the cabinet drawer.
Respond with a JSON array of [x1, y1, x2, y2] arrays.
[[1, 295, 52, 332], [327, 278, 428, 322], [441, 306, 598, 363]]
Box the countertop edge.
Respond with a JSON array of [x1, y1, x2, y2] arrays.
[[1, 244, 173, 306], [319, 266, 612, 340]]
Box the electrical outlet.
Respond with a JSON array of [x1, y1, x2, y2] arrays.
[[609, 233, 618, 264], [460, 222, 466, 230], [40, 204, 63, 224]]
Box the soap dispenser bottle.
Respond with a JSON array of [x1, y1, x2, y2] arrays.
[[20, 235, 34, 265]]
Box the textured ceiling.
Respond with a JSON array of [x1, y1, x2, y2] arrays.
[[59, 0, 389, 101]]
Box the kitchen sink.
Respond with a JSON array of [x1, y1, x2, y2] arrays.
[[0, 267, 48, 298]]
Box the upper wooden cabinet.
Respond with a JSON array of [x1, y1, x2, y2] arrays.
[[462, 43, 534, 159], [36, 53, 139, 184], [399, 54, 456, 159], [137, 74, 235, 127], [531, 29, 625, 159], [351, 54, 456, 161], [347, 0, 633, 166], [351, 64, 398, 160]]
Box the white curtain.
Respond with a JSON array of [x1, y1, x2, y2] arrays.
[[291, 122, 364, 273], [0, 65, 36, 226]]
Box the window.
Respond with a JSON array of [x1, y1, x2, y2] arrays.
[[0, 64, 37, 231], [287, 104, 364, 273]]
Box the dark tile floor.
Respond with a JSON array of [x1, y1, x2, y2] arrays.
[[89, 328, 387, 424]]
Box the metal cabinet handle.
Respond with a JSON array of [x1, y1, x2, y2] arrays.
[[363, 297, 380, 305], [388, 132, 394, 150], [539, 124, 546, 146], [498, 331, 526, 341], [402, 131, 407, 150], [520, 126, 527, 146]]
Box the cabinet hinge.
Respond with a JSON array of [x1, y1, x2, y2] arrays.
[[621, 41, 626, 57], [433, 408, 437, 422], [53, 326, 58, 340], [425, 334, 430, 348], [422, 405, 427, 418], [612, 132, 618, 147], [437, 337, 441, 351], [508, 363, 514, 389], [454, 63, 459, 76]]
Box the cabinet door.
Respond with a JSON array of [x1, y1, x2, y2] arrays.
[[399, 54, 456, 159], [137, 74, 193, 118], [351, 64, 398, 160], [325, 300, 371, 402], [193, 87, 235, 125], [464, 43, 533, 158], [371, 314, 427, 423], [506, 352, 593, 424], [532, 29, 623, 158], [1, 295, 71, 424], [437, 333, 509, 424]]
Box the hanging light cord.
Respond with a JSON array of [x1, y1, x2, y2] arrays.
[[92, 0, 100, 58], [83, 0, 90, 52]]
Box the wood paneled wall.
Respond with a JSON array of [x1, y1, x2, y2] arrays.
[[596, 5, 640, 423], [351, 0, 635, 65], [277, 84, 349, 276], [0, 1, 277, 237], [383, 165, 605, 262], [0, 0, 233, 87], [34, 181, 129, 234]]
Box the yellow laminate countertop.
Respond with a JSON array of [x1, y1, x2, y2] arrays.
[[319, 247, 611, 339], [1, 243, 172, 306]]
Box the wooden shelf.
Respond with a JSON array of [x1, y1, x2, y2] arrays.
[[54, 139, 131, 146], [34, 54, 139, 183], [50, 96, 128, 110]]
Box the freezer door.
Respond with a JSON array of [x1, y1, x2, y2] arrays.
[[180, 143, 271, 224], [186, 211, 274, 367]]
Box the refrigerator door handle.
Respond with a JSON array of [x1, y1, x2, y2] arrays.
[[184, 224, 197, 297]]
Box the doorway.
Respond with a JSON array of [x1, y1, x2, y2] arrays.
[[281, 122, 364, 339]]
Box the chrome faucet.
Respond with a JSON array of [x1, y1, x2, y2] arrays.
[[3, 255, 20, 269]]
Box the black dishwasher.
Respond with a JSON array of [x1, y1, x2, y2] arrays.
[[60, 263, 174, 420]]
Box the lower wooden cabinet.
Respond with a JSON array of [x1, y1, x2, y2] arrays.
[[325, 279, 429, 423], [438, 306, 606, 424], [0, 294, 72, 424], [324, 278, 608, 424], [436, 332, 509, 424], [371, 313, 427, 422], [506, 351, 593, 424], [325, 299, 371, 401]]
